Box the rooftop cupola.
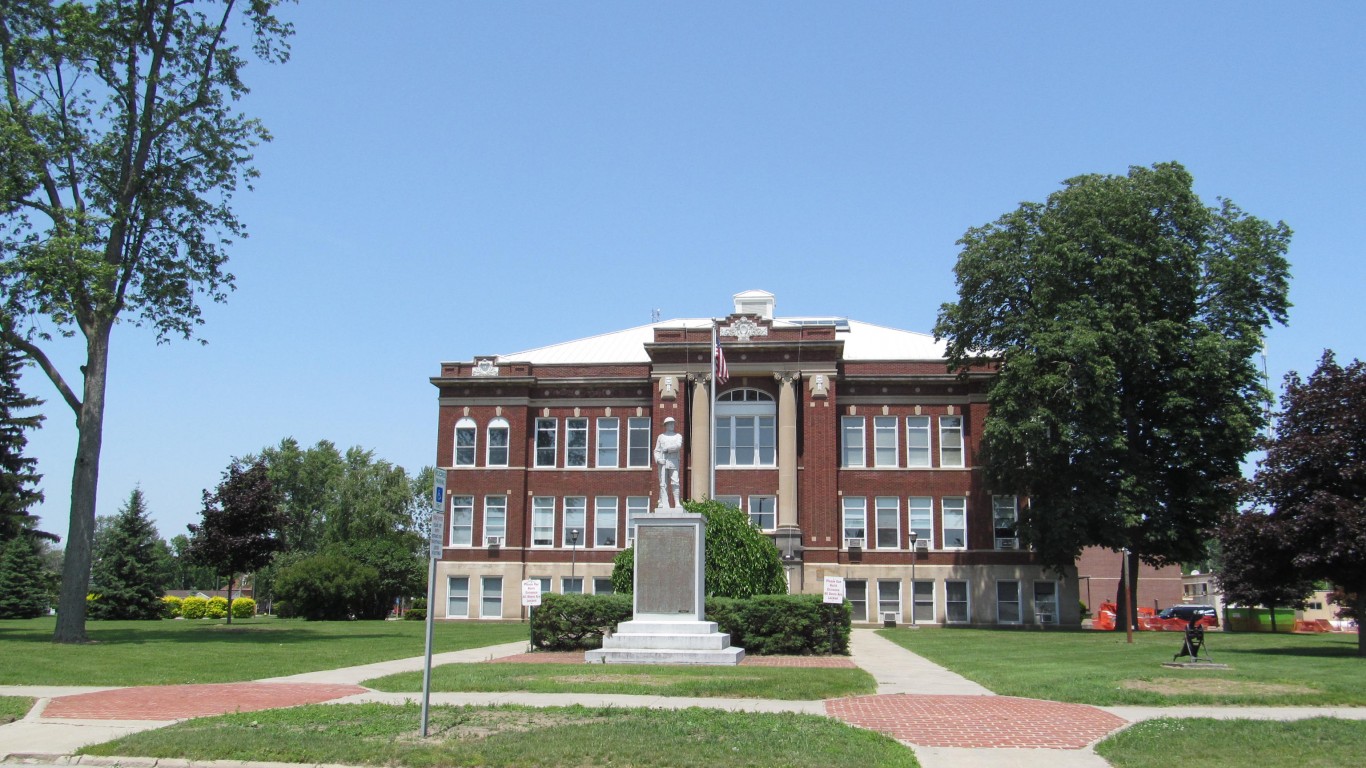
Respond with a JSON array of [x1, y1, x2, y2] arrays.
[[732, 289, 775, 319]]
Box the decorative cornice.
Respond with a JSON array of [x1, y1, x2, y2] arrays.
[[720, 316, 769, 342]]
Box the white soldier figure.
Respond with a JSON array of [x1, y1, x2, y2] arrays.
[[654, 416, 684, 510]]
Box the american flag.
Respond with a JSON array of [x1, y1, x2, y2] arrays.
[[714, 341, 729, 385]]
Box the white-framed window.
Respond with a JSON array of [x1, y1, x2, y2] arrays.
[[447, 576, 469, 618], [449, 495, 474, 547], [997, 580, 1021, 624], [748, 495, 776, 531], [945, 580, 970, 623], [908, 496, 933, 546], [566, 418, 588, 468], [534, 418, 557, 467], [907, 416, 931, 467], [531, 497, 555, 547], [626, 496, 649, 545], [841, 416, 865, 468], [715, 389, 776, 467], [481, 576, 503, 618], [911, 581, 935, 623], [847, 580, 868, 622], [487, 417, 510, 467], [940, 415, 964, 467], [454, 418, 476, 467], [594, 496, 618, 547], [842, 497, 866, 548], [596, 417, 619, 467], [563, 497, 587, 546], [1033, 581, 1058, 624], [878, 580, 902, 623], [562, 577, 583, 594], [993, 496, 1018, 549], [875, 497, 900, 549], [593, 577, 614, 595], [942, 497, 967, 549], [532, 576, 551, 595], [874, 416, 898, 467], [483, 495, 506, 546], [627, 417, 651, 467]]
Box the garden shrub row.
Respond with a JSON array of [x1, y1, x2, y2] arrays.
[[159, 595, 255, 619], [529, 593, 850, 654]]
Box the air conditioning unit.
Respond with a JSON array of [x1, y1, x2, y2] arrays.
[[485, 536, 503, 548], [915, 539, 930, 551], [844, 538, 864, 550], [995, 537, 1018, 550]]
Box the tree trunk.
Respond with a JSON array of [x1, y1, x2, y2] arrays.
[[52, 325, 112, 644], [1268, 602, 1277, 633], [226, 575, 234, 625], [1355, 591, 1366, 657]]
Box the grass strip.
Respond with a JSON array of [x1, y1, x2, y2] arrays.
[[0, 696, 33, 724], [879, 627, 1366, 706], [0, 617, 528, 686], [365, 661, 876, 700], [79, 702, 918, 768], [1096, 717, 1366, 768]]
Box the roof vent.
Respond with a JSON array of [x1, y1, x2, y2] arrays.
[[733, 289, 774, 320]]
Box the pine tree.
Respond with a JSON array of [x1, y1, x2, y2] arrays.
[[0, 334, 45, 543], [88, 488, 167, 620], [0, 536, 50, 618]]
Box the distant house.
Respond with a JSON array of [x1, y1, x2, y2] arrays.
[[429, 290, 1080, 626]]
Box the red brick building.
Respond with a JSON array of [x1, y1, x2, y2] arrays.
[[429, 290, 1080, 626]]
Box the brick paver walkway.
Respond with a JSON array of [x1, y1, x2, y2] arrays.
[[40, 683, 366, 721], [825, 693, 1127, 749]]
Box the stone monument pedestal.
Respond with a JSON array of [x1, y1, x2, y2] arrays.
[[585, 509, 744, 665]]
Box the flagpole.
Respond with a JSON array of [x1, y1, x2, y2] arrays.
[[710, 319, 718, 501]]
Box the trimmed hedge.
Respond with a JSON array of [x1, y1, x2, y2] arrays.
[[180, 596, 208, 619], [205, 596, 229, 619], [161, 595, 183, 618], [528, 593, 850, 654], [231, 597, 256, 619]]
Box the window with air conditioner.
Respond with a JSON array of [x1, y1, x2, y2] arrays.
[[483, 495, 506, 547], [842, 497, 866, 549]]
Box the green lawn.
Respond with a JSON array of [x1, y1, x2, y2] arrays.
[[0, 617, 528, 685], [1097, 718, 1366, 768], [0, 696, 33, 724], [79, 702, 918, 768], [365, 662, 876, 700], [879, 627, 1366, 706]]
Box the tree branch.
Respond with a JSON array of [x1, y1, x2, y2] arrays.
[[0, 326, 81, 415]]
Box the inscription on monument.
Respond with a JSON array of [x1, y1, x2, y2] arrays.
[[636, 525, 697, 615]]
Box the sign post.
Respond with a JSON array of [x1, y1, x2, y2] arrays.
[[823, 576, 845, 654], [419, 507, 444, 737], [521, 579, 542, 652]]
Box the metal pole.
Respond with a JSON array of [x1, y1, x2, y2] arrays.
[[909, 531, 918, 626], [419, 554, 437, 736]]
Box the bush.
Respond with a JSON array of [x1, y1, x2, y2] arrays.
[[180, 596, 208, 619], [610, 499, 788, 599], [205, 596, 229, 619], [531, 593, 633, 650], [231, 597, 255, 619], [405, 597, 426, 621], [0, 537, 52, 619], [161, 595, 183, 618], [274, 553, 382, 620]]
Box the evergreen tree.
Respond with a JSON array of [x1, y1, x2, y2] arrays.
[[0, 535, 50, 618], [89, 488, 167, 620], [0, 333, 45, 543]]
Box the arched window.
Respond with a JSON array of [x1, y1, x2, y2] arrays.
[[714, 388, 776, 467], [487, 417, 510, 467], [454, 417, 476, 467]]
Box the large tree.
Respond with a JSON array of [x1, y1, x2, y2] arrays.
[[0, 0, 291, 642], [88, 487, 166, 620], [1253, 351, 1366, 654], [934, 162, 1291, 628], [187, 458, 283, 624]]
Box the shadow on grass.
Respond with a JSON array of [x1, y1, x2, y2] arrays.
[[0, 621, 398, 646]]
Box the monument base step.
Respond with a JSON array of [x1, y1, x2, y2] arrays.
[[584, 646, 745, 666], [600, 631, 734, 651]]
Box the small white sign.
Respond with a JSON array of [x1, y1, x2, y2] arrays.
[[521, 579, 542, 607], [428, 512, 445, 560], [823, 576, 845, 604], [433, 471, 446, 506]]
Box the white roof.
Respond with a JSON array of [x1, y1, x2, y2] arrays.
[[496, 318, 946, 365]]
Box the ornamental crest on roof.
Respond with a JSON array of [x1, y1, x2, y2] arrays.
[[720, 316, 769, 342], [472, 357, 500, 377]]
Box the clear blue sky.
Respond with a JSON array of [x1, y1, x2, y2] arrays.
[[21, 2, 1366, 542]]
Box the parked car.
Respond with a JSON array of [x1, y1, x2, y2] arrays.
[[1158, 605, 1218, 625]]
